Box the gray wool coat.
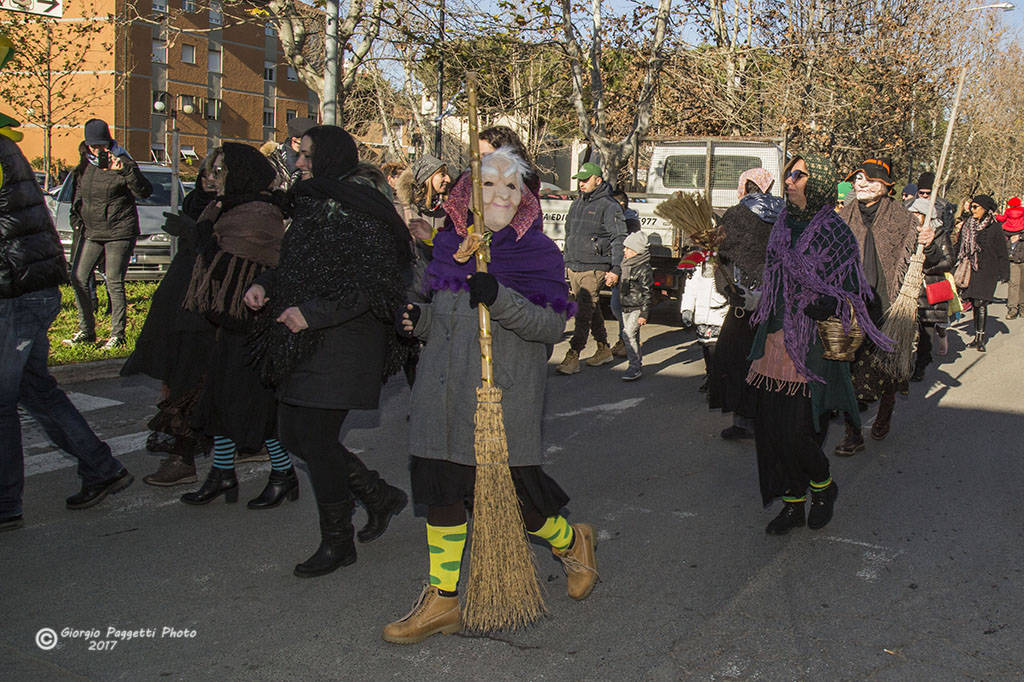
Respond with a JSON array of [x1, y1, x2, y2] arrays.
[[408, 284, 565, 466]]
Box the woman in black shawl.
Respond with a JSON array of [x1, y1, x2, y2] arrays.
[[246, 126, 411, 578], [956, 195, 1010, 351]]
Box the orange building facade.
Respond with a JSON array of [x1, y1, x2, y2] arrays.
[[14, 0, 318, 174]]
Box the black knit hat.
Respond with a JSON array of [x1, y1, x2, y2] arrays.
[[83, 118, 114, 147], [845, 157, 894, 186], [972, 194, 997, 213], [917, 172, 935, 191]]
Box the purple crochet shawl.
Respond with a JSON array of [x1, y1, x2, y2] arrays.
[[425, 214, 576, 318], [751, 204, 893, 383]]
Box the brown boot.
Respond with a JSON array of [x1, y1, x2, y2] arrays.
[[585, 342, 614, 367], [611, 339, 627, 357], [556, 349, 581, 375], [143, 455, 198, 487], [870, 394, 896, 441], [553, 523, 599, 600], [382, 585, 462, 644], [834, 422, 865, 457]]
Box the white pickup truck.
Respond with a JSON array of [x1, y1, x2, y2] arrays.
[[540, 137, 785, 303]]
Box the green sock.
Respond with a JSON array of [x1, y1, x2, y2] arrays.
[[782, 495, 806, 503], [810, 477, 833, 492], [427, 523, 467, 593], [529, 515, 574, 551]]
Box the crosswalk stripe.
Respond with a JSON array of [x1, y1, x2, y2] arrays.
[[25, 431, 150, 477]]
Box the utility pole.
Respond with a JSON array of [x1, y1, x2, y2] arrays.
[[323, 0, 339, 124]]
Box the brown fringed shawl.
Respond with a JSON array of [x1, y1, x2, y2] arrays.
[[839, 197, 918, 308], [184, 199, 285, 321]]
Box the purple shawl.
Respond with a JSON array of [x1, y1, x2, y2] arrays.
[[426, 214, 576, 318], [751, 204, 893, 383]]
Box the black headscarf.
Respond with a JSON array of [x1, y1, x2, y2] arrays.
[[290, 125, 411, 264], [182, 168, 216, 221], [216, 143, 286, 214]]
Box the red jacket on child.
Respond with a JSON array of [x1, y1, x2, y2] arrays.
[[996, 197, 1024, 233]]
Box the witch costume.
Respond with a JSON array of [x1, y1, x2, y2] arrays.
[[746, 153, 890, 535], [179, 143, 296, 509], [248, 125, 412, 578], [383, 156, 598, 645]]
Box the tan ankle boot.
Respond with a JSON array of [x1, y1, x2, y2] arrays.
[[611, 339, 627, 357], [556, 349, 581, 375], [585, 342, 614, 367], [553, 523, 599, 600], [382, 585, 461, 644]]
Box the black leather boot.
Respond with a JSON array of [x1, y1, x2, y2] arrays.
[[348, 457, 408, 543], [180, 467, 238, 505], [968, 306, 980, 346], [976, 305, 987, 352], [766, 501, 805, 535], [247, 468, 300, 509], [294, 500, 357, 578], [807, 481, 839, 530]]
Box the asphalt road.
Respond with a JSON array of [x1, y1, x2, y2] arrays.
[[3, 298, 1023, 680]]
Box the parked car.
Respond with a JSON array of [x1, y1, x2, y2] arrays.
[[51, 163, 184, 281]]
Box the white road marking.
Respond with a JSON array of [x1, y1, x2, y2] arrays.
[[25, 431, 150, 477], [19, 391, 123, 427], [551, 397, 645, 419], [815, 535, 904, 582]]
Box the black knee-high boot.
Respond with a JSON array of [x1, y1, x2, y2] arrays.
[[976, 304, 988, 352], [347, 456, 408, 543], [294, 498, 357, 578], [969, 304, 980, 347]]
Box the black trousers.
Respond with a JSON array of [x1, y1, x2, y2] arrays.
[[72, 238, 135, 339], [754, 387, 830, 506], [277, 402, 353, 504]]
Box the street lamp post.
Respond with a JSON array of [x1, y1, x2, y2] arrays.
[[434, 0, 445, 158], [154, 94, 194, 259]]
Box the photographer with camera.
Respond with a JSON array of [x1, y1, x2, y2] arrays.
[[64, 118, 152, 350]]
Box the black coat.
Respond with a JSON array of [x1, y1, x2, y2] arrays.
[[619, 256, 653, 318], [0, 137, 68, 298], [70, 155, 152, 241], [961, 220, 1010, 302], [917, 227, 955, 325]]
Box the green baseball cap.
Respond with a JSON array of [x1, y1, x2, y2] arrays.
[[572, 162, 603, 180], [837, 181, 853, 201]]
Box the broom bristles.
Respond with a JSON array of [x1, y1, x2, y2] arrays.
[[463, 385, 546, 632], [872, 250, 927, 381]]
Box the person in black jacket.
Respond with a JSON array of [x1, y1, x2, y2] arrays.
[[955, 194, 1010, 352], [617, 231, 652, 381], [246, 126, 410, 578], [64, 119, 152, 349], [0, 128, 133, 532]]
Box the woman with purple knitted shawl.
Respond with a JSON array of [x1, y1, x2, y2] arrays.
[[384, 149, 598, 643], [746, 153, 891, 536]]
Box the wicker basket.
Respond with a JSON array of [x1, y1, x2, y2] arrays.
[[817, 305, 864, 362]]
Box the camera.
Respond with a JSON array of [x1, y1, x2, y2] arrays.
[[97, 148, 110, 169]]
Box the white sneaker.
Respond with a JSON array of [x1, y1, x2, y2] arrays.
[[102, 337, 126, 350]]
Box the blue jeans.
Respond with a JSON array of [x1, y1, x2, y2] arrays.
[[0, 288, 123, 516]]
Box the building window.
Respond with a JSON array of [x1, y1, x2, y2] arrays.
[[204, 98, 222, 120], [265, 21, 275, 37], [152, 0, 167, 13], [182, 0, 195, 11], [262, 109, 275, 127], [152, 40, 167, 63], [286, 66, 297, 82], [150, 144, 166, 163], [180, 145, 199, 162], [286, 109, 297, 122], [209, 0, 222, 25], [264, 61, 275, 83], [181, 44, 195, 64], [208, 48, 221, 73]]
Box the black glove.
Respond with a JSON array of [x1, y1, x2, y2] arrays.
[[162, 211, 196, 237], [468, 272, 499, 308], [396, 304, 420, 338], [804, 295, 839, 322], [724, 282, 746, 309]]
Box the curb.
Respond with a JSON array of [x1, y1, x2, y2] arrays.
[[50, 358, 126, 385]]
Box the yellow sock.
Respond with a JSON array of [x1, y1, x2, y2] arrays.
[[529, 515, 574, 551], [427, 523, 467, 592]]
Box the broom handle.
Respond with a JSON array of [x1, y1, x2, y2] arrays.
[[466, 72, 494, 388], [919, 65, 968, 256]]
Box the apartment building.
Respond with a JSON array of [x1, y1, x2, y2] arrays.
[[16, 0, 318, 171]]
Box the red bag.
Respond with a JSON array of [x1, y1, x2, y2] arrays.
[[926, 278, 955, 305]]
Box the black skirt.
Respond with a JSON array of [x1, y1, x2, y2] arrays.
[[190, 327, 277, 451], [708, 306, 757, 418], [410, 456, 569, 518], [754, 387, 830, 506]]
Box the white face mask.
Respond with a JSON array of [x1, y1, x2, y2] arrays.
[[481, 156, 522, 232], [853, 171, 887, 202]]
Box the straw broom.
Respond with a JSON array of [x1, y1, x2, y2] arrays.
[[873, 66, 967, 382], [654, 190, 717, 249], [461, 72, 546, 632]]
